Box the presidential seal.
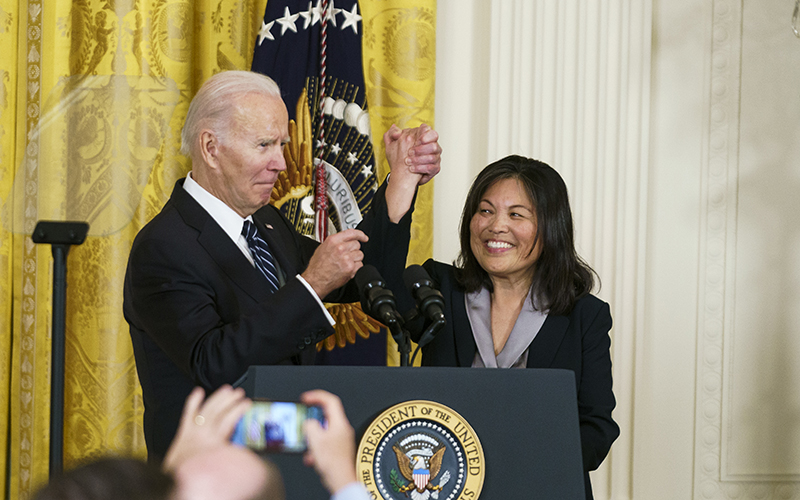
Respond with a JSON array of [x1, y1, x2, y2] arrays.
[[357, 401, 485, 500]]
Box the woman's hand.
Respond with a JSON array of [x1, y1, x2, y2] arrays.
[[383, 124, 442, 222]]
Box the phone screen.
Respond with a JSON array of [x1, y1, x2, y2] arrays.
[[231, 401, 324, 453]]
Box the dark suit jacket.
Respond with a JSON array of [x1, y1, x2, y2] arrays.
[[123, 179, 411, 461], [397, 260, 619, 500]]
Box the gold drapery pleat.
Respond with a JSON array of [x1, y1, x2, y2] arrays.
[[360, 1, 436, 366], [1, 1, 269, 496], [0, 0, 19, 496], [0, 0, 434, 496]]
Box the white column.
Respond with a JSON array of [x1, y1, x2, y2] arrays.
[[485, 2, 651, 499], [436, 1, 653, 498]]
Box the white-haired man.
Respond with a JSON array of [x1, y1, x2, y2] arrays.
[[123, 70, 441, 462]]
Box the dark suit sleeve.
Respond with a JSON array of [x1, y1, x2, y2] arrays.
[[268, 180, 414, 305], [577, 301, 619, 471], [126, 181, 413, 390], [125, 227, 333, 390], [331, 181, 415, 303]]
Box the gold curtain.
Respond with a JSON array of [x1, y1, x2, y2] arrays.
[[361, 2, 436, 366], [0, 0, 269, 496], [0, 0, 434, 497]]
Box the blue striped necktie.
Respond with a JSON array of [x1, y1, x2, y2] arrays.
[[242, 220, 280, 293]]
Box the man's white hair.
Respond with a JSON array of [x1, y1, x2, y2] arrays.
[[180, 70, 283, 160]]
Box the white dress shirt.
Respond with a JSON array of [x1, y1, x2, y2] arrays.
[[465, 286, 548, 368], [183, 172, 334, 325]]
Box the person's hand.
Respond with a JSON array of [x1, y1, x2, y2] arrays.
[[407, 123, 441, 185], [383, 124, 442, 222], [162, 385, 251, 472], [301, 229, 369, 298], [300, 390, 357, 495], [384, 125, 422, 189], [384, 124, 442, 186]]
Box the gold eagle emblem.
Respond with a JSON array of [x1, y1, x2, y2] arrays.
[[271, 89, 383, 351]]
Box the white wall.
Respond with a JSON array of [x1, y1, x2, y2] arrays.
[[433, 0, 491, 265], [434, 0, 800, 498]]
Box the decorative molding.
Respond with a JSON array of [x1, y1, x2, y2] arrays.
[[694, 0, 800, 497]]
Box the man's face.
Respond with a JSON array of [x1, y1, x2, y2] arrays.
[[212, 93, 289, 217]]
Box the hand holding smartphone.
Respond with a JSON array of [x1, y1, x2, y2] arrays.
[[231, 400, 325, 453]]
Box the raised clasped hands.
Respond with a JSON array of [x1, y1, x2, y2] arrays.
[[383, 124, 442, 223], [383, 123, 442, 187]]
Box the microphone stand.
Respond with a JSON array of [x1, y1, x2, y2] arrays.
[[355, 265, 417, 367], [408, 316, 446, 366], [32, 221, 89, 478], [387, 320, 412, 367]]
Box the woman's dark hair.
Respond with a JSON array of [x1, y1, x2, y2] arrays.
[[455, 155, 597, 315]]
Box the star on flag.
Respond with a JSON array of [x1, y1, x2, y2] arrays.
[[257, 20, 275, 44], [256, 1, 360, 44], [276, 6, 300, 35], [340, 3, 362, 34]]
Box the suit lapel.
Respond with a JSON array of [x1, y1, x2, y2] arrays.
[[451, 288, 477, 367], [525, 313, 569, 368], [197, 227, 275, 302], [171, 181, 274, 302]]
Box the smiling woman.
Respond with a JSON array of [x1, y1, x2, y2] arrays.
[[395, 155, 619, 500], [468, 177, 542, 292]]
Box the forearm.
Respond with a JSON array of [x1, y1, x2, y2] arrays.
[[577, 301, 619, 471], [125, 248, 333, 388], [357, 182, 414, 299], [186, 280, 333, 388], [578, 406, 619, 471], [383, 173, 419, 223]]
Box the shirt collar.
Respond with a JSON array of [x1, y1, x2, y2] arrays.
[[466, 286, 548, 368], [183, 172, 250, 243]]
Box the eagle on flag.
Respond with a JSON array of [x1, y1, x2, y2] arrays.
[[252, 0, 386, 357]]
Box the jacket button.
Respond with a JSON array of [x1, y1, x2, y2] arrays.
[[297, 342, 306, 350], [304, 337, 313, 345]]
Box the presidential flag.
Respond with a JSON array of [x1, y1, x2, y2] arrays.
[[252, 0, 387, 364]]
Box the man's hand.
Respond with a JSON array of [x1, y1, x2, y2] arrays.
[[383, 124, 442, 222], [162, 385, 251, 472], [301, 390, 358, 495], [301, 229, 369, 298], [384, 123, 442, 186]]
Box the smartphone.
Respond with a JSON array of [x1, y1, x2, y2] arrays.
[[231, 400, 325, 453]]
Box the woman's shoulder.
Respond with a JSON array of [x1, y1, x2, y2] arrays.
[[575, 293, 608, 307], [422, 258, 454, 273], [422, 259, 460, 290], [570, 293, 611, 318]]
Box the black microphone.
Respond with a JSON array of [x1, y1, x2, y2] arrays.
[[403, 265, 446, 353], [403, 265, 445, 323], [355, 265, 401, 326]]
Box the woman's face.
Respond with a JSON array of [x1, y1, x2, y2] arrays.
[[469, 177, 542, 287]]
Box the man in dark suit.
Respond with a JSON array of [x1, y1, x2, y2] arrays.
[[123, 70, 441, 461]]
